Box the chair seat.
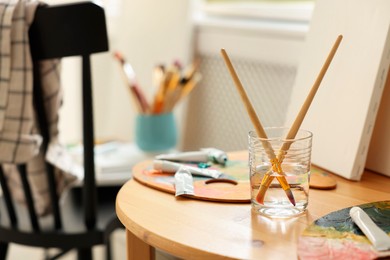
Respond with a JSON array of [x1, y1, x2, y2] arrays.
[[0, 186, 122, 249]]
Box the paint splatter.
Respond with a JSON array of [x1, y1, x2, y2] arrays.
[[298, 201, 390, 260]]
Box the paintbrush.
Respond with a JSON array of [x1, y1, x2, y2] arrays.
[[114, 51, 150, 114], [256, 35, 343, 204], [173, 59, 202, 107], [220, 48, 296, 206]]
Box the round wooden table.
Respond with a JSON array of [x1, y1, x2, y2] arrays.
[[116, 152, 390, 259]]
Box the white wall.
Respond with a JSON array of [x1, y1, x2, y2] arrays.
[[53, 0, 194, 144]]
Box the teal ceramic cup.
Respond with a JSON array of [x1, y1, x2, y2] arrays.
[[135, 113, 177, 152]]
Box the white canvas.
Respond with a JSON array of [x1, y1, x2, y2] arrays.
[[285, 0, 390, 180], [366, 69, 390, 177]]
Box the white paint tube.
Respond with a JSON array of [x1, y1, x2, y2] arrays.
[[153, 160, 222, 179], [350, 207, 390, 251], [201, 148, 228, 165], [174, 166, 194, 197], [155, 148, 228, 165]]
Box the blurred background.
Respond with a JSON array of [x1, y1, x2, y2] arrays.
[[48, 0, 313, 152]]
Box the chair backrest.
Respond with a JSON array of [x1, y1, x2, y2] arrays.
[[0, 1, 108, 232], [30, 1, 109, 230]]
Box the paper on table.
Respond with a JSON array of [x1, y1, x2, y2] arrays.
[[66, 142, 161, 184]]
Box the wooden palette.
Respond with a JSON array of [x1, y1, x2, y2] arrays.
[[132, 154, 251, 203], [132, 151, 337, 203]]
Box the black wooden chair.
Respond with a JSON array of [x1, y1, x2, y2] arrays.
[[0, 2, 122, 259]]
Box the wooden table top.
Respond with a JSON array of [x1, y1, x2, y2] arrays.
[[116, 151, 390, 259]]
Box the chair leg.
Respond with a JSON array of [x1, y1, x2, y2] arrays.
[[0, 242, 9, 260], [105, 239, 112, 260], [77, 248, 92, 260]]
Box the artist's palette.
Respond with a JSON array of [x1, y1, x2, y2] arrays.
[[133, 151, 337, 203], [298, 201, 390, 259], [133, 158, 251, 203]]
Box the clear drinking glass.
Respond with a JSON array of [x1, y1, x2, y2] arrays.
[[248, 127, 312, 218]]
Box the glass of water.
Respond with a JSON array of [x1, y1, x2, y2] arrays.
[[249, 127, 312, 218]]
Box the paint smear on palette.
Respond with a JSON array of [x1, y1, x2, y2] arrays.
[[220, 160, 249, 180], [298, 201, 390, 260]]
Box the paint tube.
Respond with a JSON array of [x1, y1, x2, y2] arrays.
[[155, 148, 228, 166], [153, 160, 222, 179], [201, 148, 228, 165], [349, 207, 390, 251], [174, 166, 194, 197]]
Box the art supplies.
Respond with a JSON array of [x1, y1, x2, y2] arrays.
[[299, 201, 390, 259], [113, 51, 150, 114], [152, 60, 201, 114], [220, 49, 295, 206], [155, 148, 228, 166], [255, 35, 342, 203], [350, 206, 390, 251], [134, 152, 339, 204], [114, 52, 201, 115], [248, 128, 313, 218], [133, 155, 249, 202], [220, 34, 342, 207], [153, 159, 222, 179], [174, 166, 195, 197]]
